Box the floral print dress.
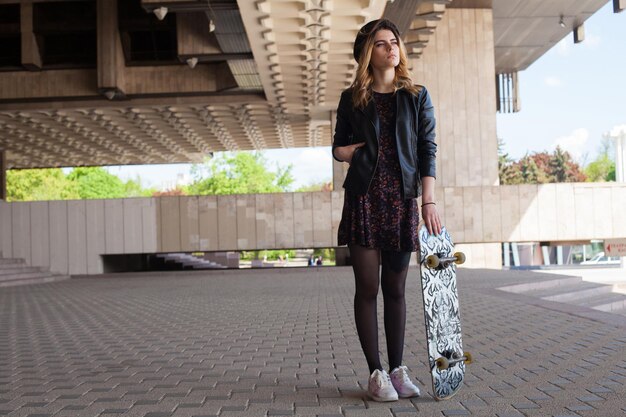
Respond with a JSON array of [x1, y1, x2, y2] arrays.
[[338, 91, 420, 252]]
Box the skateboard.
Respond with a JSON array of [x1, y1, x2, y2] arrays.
[[418, 225, 472, 400]]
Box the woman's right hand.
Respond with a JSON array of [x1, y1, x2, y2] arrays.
[[333, 142, 365, 164]]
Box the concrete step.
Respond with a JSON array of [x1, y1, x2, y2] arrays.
[[0, 270, 54, 283], [157, 253, 227, 269], [0, 274, 69, 288], [190, 263, 227, 269], [0, 255, 68, 287], [575, 292, 626, 313], [184, 259, 225, 269], [0, 266, 44, 276], [0, 258, 26, 266], [497, 274, 626, 316], [525, 281, 614, 302]]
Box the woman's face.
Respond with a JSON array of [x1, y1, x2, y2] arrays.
[[369, 29, 400, 71]]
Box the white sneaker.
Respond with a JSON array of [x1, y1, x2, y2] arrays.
[[367, 369, 398, 402], [390, 366, 421, 398]]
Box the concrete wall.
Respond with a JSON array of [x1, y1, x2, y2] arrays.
[[412, 8, 499, 188], [1, 183, 625, 274]]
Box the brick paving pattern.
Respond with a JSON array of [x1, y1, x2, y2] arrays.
[[0, 267, 624, 417]]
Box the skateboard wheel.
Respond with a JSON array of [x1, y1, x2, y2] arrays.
[[454, 252, 466, 265], [464, 352, 473, 365], [435, 357, 449, 370], [426, 255, 440, 269]]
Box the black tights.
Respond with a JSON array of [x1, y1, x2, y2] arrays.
[[349, 244, 411, 374]]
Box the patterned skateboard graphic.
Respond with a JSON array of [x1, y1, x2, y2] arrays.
[[418, 225, 465, 400]]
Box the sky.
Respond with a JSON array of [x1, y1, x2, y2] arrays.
[[107, 2, 625, 190]]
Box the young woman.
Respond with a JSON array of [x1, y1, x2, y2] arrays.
[[332, 19, 441, 402]]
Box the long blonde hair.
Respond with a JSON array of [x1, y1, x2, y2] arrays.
[[351, 19, 420, 109]]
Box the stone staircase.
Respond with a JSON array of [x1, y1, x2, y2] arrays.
[[498, 276, 626, 316], [155, 253, 228, 270], [0, 253, 69, 288]]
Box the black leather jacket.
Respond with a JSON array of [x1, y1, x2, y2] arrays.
[[332, 86, 437, 199]]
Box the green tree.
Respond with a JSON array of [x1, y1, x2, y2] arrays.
[[313, 248, 335, 264], [8, 167, 159, 201], [6, 168, 79, 201], [188, 152, 294, 195], [498, 139, 521, 184], [241, 249, 296, 261], [499, 143, 587, 185], [549, 147, 582, 182], [585, 154, 616, 182], [608, 163, 617, 181], [124, 176, 156, 197], [585, 138, 616, 182], [518, 154, 545, 184], [67, 167, 126, 199]]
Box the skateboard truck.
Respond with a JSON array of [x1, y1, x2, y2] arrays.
[[435, 351, 473, 370], [425, 252, 466, 269]]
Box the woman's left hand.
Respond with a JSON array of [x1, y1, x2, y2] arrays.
[[420, 176, 441, 236], [422, 203, 442, 236]]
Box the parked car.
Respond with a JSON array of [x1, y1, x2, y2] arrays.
[[580, 252, 621, 265]]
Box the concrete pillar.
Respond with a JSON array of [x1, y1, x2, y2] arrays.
[[541, 246, 551, 266], [97, 0, 126, 98], [607, 125, 626, 182], [607, 126, 626, 270], [502, 242, 510, 267], [511, 242, 520, 266], [556, 246, 563, 265], [21, 0, 42, 70], [0, 150, 6, 201]]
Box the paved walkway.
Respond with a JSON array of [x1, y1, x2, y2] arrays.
[[0, 267, 624, 417]]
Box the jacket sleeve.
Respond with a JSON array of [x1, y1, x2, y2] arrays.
[[332, 90, 353, 162], [417, 87, 437, 178]]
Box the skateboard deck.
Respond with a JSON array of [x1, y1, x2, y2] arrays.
[[418, 225, 471, 400]]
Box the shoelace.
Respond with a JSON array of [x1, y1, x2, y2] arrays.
[[374, 372, 392, 388], [395, 367, 411, 383]]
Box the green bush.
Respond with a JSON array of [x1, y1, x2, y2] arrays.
[[241, 250, 296, 261]]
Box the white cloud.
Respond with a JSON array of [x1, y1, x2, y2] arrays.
[[544, 76, 563, 87], [553, 128, 589, 160]]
